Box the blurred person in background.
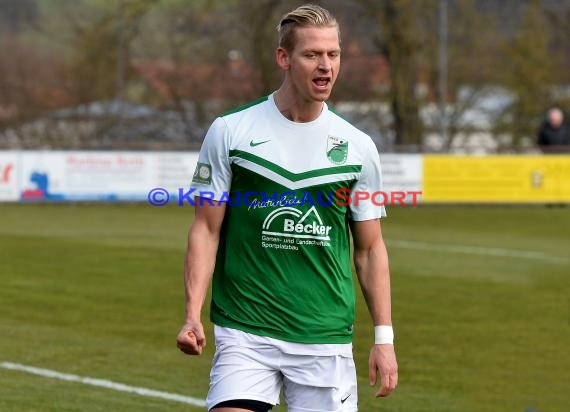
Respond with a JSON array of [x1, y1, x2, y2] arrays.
[[537, 107, 570, 152]]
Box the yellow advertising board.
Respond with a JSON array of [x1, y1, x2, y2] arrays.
[[423, 155, 570, 203]]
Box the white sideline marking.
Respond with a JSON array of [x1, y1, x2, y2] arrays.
[[0, 362, 206, 408], [389, 239, 569, 264]]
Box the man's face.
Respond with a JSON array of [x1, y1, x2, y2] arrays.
[[549, 110, 563, 128], [284, 26, 341, 103]]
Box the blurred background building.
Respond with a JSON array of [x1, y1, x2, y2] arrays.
[[1, 0, 570, 153]]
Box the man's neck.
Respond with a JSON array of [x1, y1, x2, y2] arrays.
[[274, 87, 325, 123]]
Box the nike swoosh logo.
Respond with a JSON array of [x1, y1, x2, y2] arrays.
[[249, 139, 271, 147], [341, 394, 351, 404]]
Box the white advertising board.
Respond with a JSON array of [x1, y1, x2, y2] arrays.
[[0, 152, 19, 202], [3, 151, 421, 204], [379, 154, 423, 204], [20, 151, 157, 201], [17, 151, 200, 202]]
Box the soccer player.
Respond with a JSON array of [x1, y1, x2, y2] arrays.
[[176, 4, 398, 411]]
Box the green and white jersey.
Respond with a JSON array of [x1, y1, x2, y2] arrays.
[[191, 93, 385, 344]]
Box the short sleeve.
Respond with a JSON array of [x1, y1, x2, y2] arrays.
[[348, 140, 387, 221], [190, 117, 232, 200]]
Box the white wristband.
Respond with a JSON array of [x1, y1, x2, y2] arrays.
[[374, 325, 394, 345]]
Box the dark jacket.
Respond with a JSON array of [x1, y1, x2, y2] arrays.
[[537, 121, 570, 147]]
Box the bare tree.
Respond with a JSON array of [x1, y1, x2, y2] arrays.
[[65, 0, 156, 104], [421, 0, 503, 150], [0, 0, 39, 33], [497, 0, 559, 146], [380, 0, 424, 146]]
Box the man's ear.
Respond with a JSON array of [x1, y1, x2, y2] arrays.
[[276, 47, 290, 70]]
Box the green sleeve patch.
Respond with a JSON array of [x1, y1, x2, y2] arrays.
[[192, 163, 212, 184]]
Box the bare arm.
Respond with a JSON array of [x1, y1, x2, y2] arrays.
[[176, 198, 226, 355], [350, 219, 398, 397]]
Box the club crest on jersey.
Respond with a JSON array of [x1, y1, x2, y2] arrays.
[[326, 136, 348, 165]]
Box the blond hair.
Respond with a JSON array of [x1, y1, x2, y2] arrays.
[[277, 4, 340, 52]]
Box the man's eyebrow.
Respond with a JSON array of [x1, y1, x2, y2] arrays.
[[301, 48, 341, 53]]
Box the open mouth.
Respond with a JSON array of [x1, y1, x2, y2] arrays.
[[313, 77, 330, 89]]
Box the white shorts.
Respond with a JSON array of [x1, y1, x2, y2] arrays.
[[206, 326, 358, 412]]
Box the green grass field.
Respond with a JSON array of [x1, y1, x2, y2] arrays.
[[1, 203, 569, 412]]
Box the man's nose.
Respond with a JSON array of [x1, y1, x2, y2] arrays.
[[318, 56, 332, 72]]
